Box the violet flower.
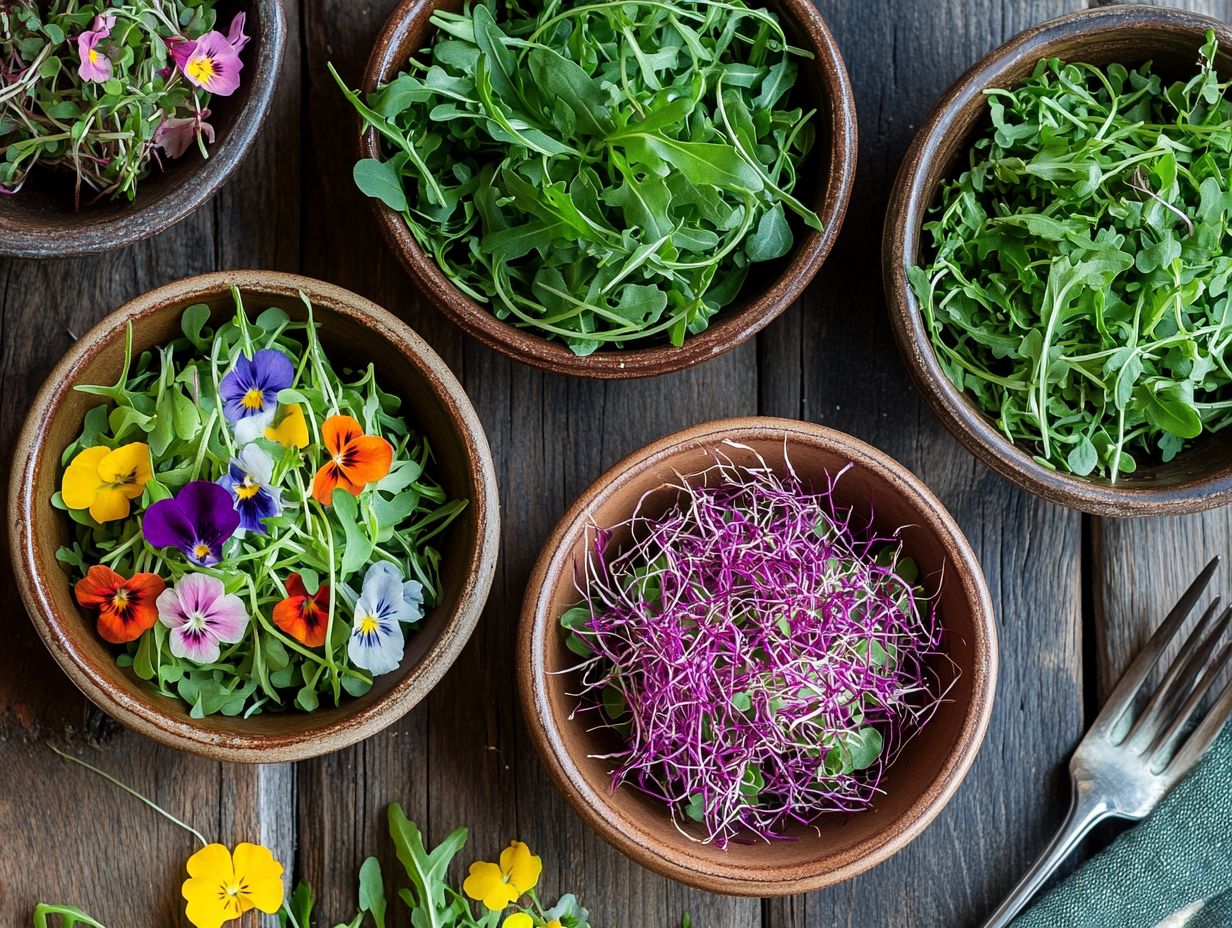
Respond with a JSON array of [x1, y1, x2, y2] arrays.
[[172, 29, 244, 96], [157, 573, 249, 664], [226, 13, 250, 53], [142, 481, 241, 567], [219, 348, 294, 443], [347, 562, 424, 676], [76, 14, 115, 83], [154, 109, 215, 159], [216, 444, 282, 535]]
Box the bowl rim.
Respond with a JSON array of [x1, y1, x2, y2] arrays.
[[883, 3, 1232, 518], [8, 270, 501, 762], [358, 0, 858, 379], [0, 0, 288, 259], [517, 416, 998, 895]]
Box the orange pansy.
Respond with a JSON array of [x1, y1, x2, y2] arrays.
[[75, 564, 166, 644], [311, 414, 393, 506], [272, 573, 331, 647]]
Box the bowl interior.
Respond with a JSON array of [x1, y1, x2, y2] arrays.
[[532, 429, 992, 887], [0, 0, 274, 254], [367, 0, 851, 375], [24, 280, 484, 750], [897, 8, 1232, 501]]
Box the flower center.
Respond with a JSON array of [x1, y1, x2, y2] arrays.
[[186, 610, 209, 632], [358, 615, 380, 635], [241, 388, 265, 411], [193, 543, 212, 561], [111, 588, 130, 607], [88, 48, 100, 64], [236, 476, 261, 500], [187, 55, 217, 85]]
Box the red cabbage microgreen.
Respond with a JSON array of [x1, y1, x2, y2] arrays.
[[561, 447, 951, 846]]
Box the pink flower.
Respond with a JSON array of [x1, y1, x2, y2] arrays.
[[226, 13, 250, 53], [155, 109, 215, 158], [76, 15, 115, 84], [172, 30, 243, 96], [156, 573, 250, 664]]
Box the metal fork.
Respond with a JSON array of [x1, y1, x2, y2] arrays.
[[982, 557, 1232, 928]]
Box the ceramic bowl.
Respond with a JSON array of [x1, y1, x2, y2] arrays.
[[519, 417, 997, 895], [0, 0, 286, 259], [9, 271, 500, 762], [884, 5, 1232, 516], [359, 0, 857, 378]]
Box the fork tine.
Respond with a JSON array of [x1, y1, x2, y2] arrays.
[[1127, 600, 1229, 750], [1146, 625, 1232, 767], [1162, 663, 1232, 775], [1093, 556, 1221, 738]]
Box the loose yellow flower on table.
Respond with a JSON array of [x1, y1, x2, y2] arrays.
[[61, 442, 152, 523], [182, 843, 285, 928], [463, 840, 543, 911]]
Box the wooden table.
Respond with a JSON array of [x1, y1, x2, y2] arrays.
[[4, 0, 1231, 924]]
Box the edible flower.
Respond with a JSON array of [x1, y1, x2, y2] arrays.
[[61, 443, 152, 523], [171, 26, 244, 97], [273, 573, 330, 647], [76, 14, 115, 83], [225, 12, 251, 53], [462, 841, 542, 911], [182, 842, 284, 928], [142, 481, 241, 566], [503, 916, 533, 928], [346, 561, 424, 675], [264, 403, 309, 448], [75, 565, 165, 644], [154, 110, 215, 159], [218, 348, 294, 443], [217, 444, 281, 535], [157, 573, 250, 664], [312, 414, 393, 505]]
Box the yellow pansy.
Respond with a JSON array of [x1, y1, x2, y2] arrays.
[[61, 443, 152, 523], [182, 842, 285, 928], [547, 921, 563, 928], [503, 915, 534, 928], [462, 840, 542, 911], [264, 404, 309, 448]]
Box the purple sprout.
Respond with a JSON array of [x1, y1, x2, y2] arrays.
[[562, 452, 951, 847]]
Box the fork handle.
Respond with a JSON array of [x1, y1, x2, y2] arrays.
[[980, 788, 1114, 928]]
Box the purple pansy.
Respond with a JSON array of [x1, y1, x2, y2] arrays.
[[76, 14, 115, 83], [218, 348, 294, 443], [226, 12, 250, 53], [154, 109, 215, 159], [142, 481, 241, 566], [157, 573, 249, 664], [172, 28, 244, 97], [216, 444, 282, 535]]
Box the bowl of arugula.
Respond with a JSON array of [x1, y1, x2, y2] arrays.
[[885, 4, 1232, 516], [338, 0, 856, 378]]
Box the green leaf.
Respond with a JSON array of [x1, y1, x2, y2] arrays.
[[358, 857, 386, 928], [1142, 382, 1203, 439], [353, 158, 409, 212], [331, 488, 374, 579], [745, 203, 792, 261], [622, 133, 765, 193]]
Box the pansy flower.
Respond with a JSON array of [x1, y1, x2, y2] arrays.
[[346, 561, 424, 675], [143, 481, 240, 566], [272, 573, 330, 647], [75, 565, 165, 644], [76, 13, 115, 83], [218, 349, 294, 443], [264, 403, 309, 448], [216, 444, 281, 535], [171, 27, 244, 97], [154, 109, 215, 159], [61, 442, 152, 523], [157, 573, 249, 664], [462, 841, 543, 911], [226, 12, 251, 53], [182, 842, 284, 928], [312, 414, 393, 505]]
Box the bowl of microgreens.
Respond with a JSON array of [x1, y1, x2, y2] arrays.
[[886, 5, 1232, 516], [10, 271, 500, 762], [0, 0, 285, 258], [334, 0, 856, 378], [519, 418, 996, 895]]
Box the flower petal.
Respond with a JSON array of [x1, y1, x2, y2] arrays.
[[169, 624, 222, 663], [232, 843, 285, 914], [182, 877, 235, 928], [61, 446, 109, 510], [463, 861, 520, 912], [504, 914, 534, 928], [265, 404, 309, 448], [186, 843, 235, 881], [233, 407, 276, 444], [339, 434, 394, 486], [500, 842, 542, 895], [89, 486, 133, 523], [142, 497, 196, 552], [204, 590, 249, 644], [322, 414, 364, 457], [177, 481, 241, 554], [97, 443, 152, 496], [347, 615, 404, 675], [74, 565, 123, 609]]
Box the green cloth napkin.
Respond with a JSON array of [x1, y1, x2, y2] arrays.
[[1013, 731, 1232, 928]]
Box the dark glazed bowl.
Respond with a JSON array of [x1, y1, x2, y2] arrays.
[[9, 271, 500, 762], [0, 0, 286, 259], [884, 5, 1232, 517], [360, 0, 857, 379], [519, 418, 997, 895]]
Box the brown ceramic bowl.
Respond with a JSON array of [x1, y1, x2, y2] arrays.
[[519, 418, 997, 895], [359, 0, 856, 379], [0, 1, 286, 258], [9, 271, 500, 762], [884, 5, 1232, 517]]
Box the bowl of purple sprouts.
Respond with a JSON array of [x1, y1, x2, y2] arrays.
[[518, 417, 997, 895]]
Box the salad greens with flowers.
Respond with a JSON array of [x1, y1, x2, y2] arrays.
[[53, 289, 465, 717], [1, 0, 248, 203]]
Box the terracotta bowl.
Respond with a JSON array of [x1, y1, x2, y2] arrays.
[[884, 5, 1232, 517], [9, 271, 500, 762], [0, 0, 286, 259], [519, 418, 997, 895], [360, 0, 857, 379]]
